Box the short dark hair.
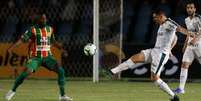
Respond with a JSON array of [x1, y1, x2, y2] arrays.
[[152, 9, 166, 16], [186, 0, 196, 7]]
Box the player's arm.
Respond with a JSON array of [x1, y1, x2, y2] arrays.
[[171, 35, 177, 49], [182, 34, 189, 53], [176, 25, 190, 52], [176, 25, 195, 37], [7, 29, 32, 53], [169, 35, 177, 57], [52, 41, 64, 51], [51, 36, 68, 57], [50, 31, 65, 53], [7, 39, 23, 53]]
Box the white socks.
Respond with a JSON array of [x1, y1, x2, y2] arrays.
[[111, 59, 135, 74], [179, 68, 188, 90], [154, 78, 175, 97]]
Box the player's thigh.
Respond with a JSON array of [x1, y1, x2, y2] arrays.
[[151, 52, 169, 76], [25, 57, 42, 72], [194, 46, 201, 64], [182, 46, 194, 63], [42, 55, 59, 71], [139, 49, 152, 63]]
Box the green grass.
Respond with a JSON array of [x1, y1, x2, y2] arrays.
[[1, 79, 201, 101]]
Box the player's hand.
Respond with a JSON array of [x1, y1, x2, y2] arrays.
[[61, 48, 68, 57], [190, 36, 199, 45]]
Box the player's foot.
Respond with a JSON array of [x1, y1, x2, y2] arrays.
[[170, 95, 179, 101], [109, 69, 115, 75], [59, 95, 73, 101], [5, 90, 16, 101], [173, 88, 185, 94]]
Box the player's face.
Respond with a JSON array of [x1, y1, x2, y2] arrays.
[[153, 13, 163, 24], [38, 14, 47, 27], [186, 4, 196, 16]]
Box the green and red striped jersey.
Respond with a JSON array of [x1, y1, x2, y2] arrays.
[[21, 25, 56, 58]]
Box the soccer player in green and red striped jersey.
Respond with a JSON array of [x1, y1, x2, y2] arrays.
[[5, 14, 72, 101]]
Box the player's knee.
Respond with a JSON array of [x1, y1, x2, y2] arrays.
[[22, 67, 32, 75], [150, 74, 159, 81], [58, 67, 65, 76], [130, 52, 144, 63], [181, 62, 190, 69]]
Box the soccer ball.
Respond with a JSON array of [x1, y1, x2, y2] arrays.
[[84, 43, 97, 56]]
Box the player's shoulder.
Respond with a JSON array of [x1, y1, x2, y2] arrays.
[[195, 14, 201, 20], [45, 25, 53, 30], [46, 25, 52, 28], [165, 18, 178, 30], [45, 25, 54, 33], [166, 18, 178, 26], [24, 26, 36, 33], [30, 25, 38, 30], [185, 16, 189, 21]]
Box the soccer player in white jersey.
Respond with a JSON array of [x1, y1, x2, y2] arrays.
[[110, 10, 181, 101], [174, 1, 201, 94]]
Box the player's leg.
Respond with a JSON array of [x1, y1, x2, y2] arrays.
[[110, 49, 151, 74], [174, 47, 193, 94], [5, 67, 31, 101], [151, 52, 179, 101], [6, 58, 41, 101], [174, 62, 191, 94], [43, 56, 72, 101], [151, 73, 179, 101]]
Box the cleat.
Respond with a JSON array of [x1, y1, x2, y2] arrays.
[[5, 90, 15, 101], [170, 95, 179, 101], [109, 69, 114, 75], [59, 95, 73, 101], [173, 88, 185, 94]]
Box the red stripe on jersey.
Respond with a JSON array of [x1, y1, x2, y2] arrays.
[[41, 28, 48, 57], [31, 27, 37, 57]]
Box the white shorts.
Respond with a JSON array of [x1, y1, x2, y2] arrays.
[[182, 44, 201, 64], [141, 48, 169, 76]]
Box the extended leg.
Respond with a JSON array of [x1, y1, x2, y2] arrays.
[[6, 68, 31, 101], [111, 52, 145, 74]]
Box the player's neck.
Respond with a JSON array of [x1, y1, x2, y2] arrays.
[[189, 13, 195, 19], [160, 17, 167, 25]]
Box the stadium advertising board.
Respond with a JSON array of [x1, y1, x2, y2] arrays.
[[0, 43, 61, 78], [121, 44, 201, 79]]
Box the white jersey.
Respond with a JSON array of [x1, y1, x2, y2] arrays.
[[185, 14, 201, 43], [154, 18, 178, 53], [182, 14, 201, 63]]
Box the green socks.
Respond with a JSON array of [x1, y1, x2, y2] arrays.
[[57, 67, 66, 96], [12, 72, 29, 92], [11, 67, 66, 96]]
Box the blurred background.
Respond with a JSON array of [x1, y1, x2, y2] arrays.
[[0, 0, 201, 80]]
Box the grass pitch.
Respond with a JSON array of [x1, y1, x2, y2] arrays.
[[0, 79, 201, 101]]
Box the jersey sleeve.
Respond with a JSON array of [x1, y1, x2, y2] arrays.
[[21, 28, 32, 42], [167, 18, 178, 32]]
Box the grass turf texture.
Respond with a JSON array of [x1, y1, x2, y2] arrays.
[[0, 80, 201, 101]]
